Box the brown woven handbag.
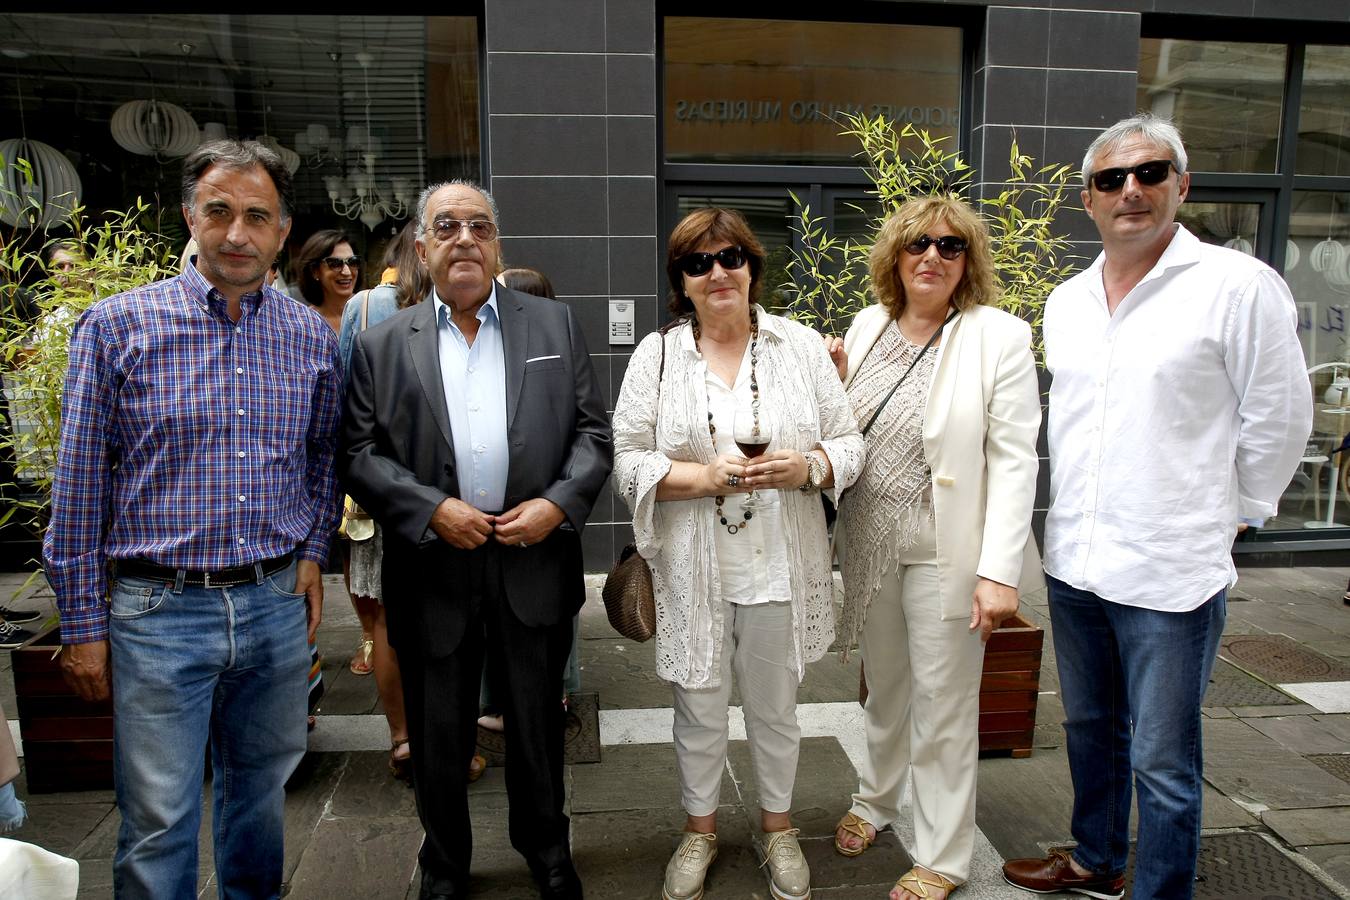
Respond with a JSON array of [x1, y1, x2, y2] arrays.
[[601, 324, 673, 642], [602, 543, 656, 642]]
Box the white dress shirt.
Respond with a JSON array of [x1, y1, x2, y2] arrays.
[[1043, 225, 1313, 612], [434, 286, 509, 512], [705, 347, 792, 606]]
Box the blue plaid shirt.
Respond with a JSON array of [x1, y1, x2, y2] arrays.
[[43, 261, 343, 644]]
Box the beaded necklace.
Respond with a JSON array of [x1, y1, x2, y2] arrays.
[[693, 306, 759, 535]]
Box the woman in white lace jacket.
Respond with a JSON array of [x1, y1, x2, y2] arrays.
[[827, 196, 1042, 900], [612, 208, 863, 900]]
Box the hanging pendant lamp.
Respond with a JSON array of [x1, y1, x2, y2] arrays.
[[110, 99, 199, 159], [0, 137, 81, 230]]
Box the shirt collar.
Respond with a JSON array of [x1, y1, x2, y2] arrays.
[[180, 254, 269, 318], [678, 304, 783, 355], [1085, 223, 1200, 301], [434, 282, 499, 332]]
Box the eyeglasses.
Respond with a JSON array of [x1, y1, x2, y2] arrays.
[[904, 235, 968, 261], [320, 256, 361, 271], [677, 246, 748, 277], [429, 218, 498, 243], [1089, 159, 1177, 193]]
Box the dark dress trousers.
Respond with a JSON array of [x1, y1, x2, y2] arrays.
[[339, 288, 612, 895]]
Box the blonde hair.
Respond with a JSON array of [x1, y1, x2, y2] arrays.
[[868, 196, 999, 317]]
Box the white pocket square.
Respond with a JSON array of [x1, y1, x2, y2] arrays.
[[525, 355, 561, 363]]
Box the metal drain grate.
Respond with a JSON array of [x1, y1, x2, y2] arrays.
[[476, 690, 601, 767], [1204, 659, 1299, 708], [1126, 832, 1338, 899], [1221, 635, 1350, 684], [1308, 754, 1350, 784]]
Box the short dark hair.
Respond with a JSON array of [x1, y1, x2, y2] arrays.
[[181, 139, 295, 222], [665, 207, 766, 317], [500, 267, 556, 300], [294, 229, 360, 306]]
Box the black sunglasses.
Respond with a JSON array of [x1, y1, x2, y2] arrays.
[[1090, 159, 1177, 193], [678, 246, 748, 277], [904, 235, 968, 261], [320, 255, 361, 271]]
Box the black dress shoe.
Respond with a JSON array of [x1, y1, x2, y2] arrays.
[[532, 861, 583, 900]]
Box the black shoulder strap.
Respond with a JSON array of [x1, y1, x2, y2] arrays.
[[860, 307, 958, 437]]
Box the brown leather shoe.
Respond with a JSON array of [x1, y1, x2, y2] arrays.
[[1002, 849, 1124, 899]]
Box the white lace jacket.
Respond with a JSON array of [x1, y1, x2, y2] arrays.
[[612, 308, 864, 689]]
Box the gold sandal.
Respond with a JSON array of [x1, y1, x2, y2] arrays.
[[349, 637, 375, 676], [833, 811, 876, 857], [895, 866, 957, 899]]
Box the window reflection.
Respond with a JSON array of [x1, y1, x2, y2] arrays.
[[1296, 45, 1350, 176], [665, 18, 961, 166], [1137, 39, 1285, 173], [1175, 201, 1260, 254]]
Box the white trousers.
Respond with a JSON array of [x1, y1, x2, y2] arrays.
[[850, 513, 985, 884], [672, 601, 801, 817]]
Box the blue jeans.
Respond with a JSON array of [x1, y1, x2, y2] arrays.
[[1047, 575, 1225, 900], [109, 561, 309, 900]]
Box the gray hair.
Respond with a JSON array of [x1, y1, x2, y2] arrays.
[[415, 179, 500, 232], [181, 139, 294, 222], [1081, 113, 1188, 187]]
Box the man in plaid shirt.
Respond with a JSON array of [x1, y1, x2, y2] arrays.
[[43, 140, 341, 899]]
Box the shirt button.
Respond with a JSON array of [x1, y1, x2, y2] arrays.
[[238, 495, 246, 502], [237, 451, 246, 458], [755, 549, 762, 555], [235, 326, 242, 333], [467, 365, 475, 373], [237, 537, 245, 545], [469, 404, 479, 412], [236, 367, 244, 375], [237, 408, 245, 416]]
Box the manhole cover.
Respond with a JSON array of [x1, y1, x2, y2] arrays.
[[1126, 832, 1338, 899], [476, 690, 601, 767], [1221, 635, 1350, 684], [1308, 754, 1350, 784], [1204, 659, 1298, 709]]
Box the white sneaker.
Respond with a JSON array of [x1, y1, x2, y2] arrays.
[[663, 831, 718, 900], [762, 828, 811, 899]]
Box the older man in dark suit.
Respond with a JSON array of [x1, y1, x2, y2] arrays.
[[340, 180, 612, 900]]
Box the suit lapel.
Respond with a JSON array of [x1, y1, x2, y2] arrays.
[[408, 299, 455, 454], [498, 287, 528, 431]]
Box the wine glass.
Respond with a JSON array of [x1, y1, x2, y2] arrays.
[[733, 402, 772, 511]]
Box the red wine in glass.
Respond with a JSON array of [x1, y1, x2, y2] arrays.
[[735, 439, 771, 459]]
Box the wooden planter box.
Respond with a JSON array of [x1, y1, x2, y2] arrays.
[[979, 611, 1044, 758], [11, 624, 114, 793]]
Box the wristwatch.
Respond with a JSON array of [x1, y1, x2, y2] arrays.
[[799, 451, 826, 492]]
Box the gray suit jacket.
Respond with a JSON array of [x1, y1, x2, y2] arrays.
[[339, 287, 613, 658]]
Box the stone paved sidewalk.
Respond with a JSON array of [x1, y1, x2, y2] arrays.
[[2, 565, 1349, 898]]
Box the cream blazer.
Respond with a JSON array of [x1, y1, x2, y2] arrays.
[[840, 303, 1044, 623]]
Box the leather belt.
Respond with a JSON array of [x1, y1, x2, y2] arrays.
[[117, 552, 294, 589]]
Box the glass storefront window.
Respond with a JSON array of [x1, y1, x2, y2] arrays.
[[664, 18, 961, 166], [1175, 201, 1261, 254], [1297, 45, 1350, 176], [1137, 38, 1286, 173], [1277, 190, 1350, 527], [0, 14, 479, 260]]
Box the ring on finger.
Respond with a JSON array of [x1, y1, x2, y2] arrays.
[[727, 474, 740, 488]]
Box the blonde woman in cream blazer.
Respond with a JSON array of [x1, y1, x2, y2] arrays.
[[828, 196, 1042, 900]]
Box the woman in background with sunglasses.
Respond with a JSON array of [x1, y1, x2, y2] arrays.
[[296, 228, 363, 334], [612, 207, 863, 900], [827, 196, 1041, 900]]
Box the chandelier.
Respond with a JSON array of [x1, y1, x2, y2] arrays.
[[325, 51, 408, 230]]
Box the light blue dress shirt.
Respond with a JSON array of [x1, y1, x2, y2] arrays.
[[434, 286, 509, 512]]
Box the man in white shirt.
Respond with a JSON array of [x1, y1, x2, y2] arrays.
[[1002, 114, 1311, 900]]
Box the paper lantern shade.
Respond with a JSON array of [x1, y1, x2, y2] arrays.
[[1311, 238, 1346, 274], [1285, 239, 1300, 272], [111, 99, 200, 158], [1223, 236, 1253, 256], [0, 138, 82, 230], [256, 135, 300, 176]]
